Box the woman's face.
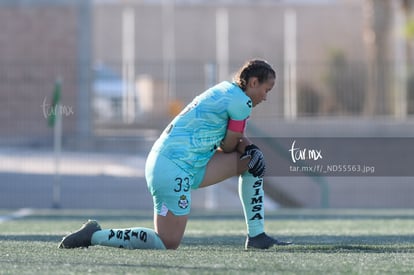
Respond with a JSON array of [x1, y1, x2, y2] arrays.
[[244, 77, 275, 107]]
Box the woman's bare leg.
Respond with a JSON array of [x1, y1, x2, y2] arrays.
[[154, 211, 188, 250]]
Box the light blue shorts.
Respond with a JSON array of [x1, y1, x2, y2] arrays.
[[145, 151, 206, 216]]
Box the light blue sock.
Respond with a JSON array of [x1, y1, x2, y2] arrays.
[[91, 227, 166, 249], [238, 171, 265, 237]]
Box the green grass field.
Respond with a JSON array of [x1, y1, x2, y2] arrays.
[[1, 209, 414, 274]]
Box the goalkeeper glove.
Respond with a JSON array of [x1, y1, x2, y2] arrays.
[[240, 144, 266, 178]]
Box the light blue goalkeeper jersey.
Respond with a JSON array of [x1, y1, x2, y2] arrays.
[[151, 81, 252, 175]]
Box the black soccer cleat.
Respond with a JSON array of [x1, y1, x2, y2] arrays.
[[245, 232, 292, 250], [58, 220, 102, 249]]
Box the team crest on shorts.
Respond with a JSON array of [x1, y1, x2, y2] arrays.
[[178, 195, 189, 209]]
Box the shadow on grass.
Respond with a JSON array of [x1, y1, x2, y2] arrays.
[[182, 234, 414, 253], [2, 233, 414, 254], [0, 234, 62, 243]]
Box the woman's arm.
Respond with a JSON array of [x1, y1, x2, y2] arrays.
[[220, 130, 252, 154], [220, 130, 266, 177]]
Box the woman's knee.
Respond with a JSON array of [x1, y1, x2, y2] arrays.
[[161, 237, 181, 250], [155, 211, 188, 250]]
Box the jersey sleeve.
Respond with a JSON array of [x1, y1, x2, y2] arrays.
[[227, 92, 252, 120]]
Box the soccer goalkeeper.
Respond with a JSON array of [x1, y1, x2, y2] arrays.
[[59, 59, 291, 250]]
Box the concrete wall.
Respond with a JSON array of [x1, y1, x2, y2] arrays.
[[0, 0, 89, 146]]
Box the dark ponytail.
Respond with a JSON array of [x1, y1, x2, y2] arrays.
[[233, 59, 276, 91]]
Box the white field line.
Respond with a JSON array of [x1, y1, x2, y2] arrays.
[[0, 208, 34, 223]]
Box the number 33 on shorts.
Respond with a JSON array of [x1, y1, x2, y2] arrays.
[[174, 177, 190, 210], [174, 177, 190, 192]]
